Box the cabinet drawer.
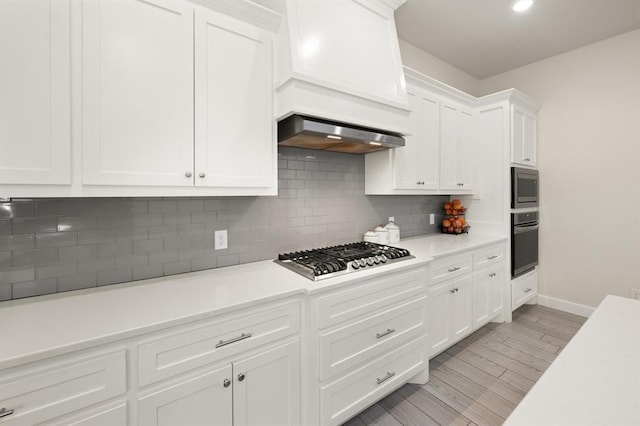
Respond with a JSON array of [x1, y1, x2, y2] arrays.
[[138, 300, 300, 386], [512, 270, 538, 311], [317, 267, 426, 329], [319, 297, 427, 381], [430, 254, 472, 285], [473, 245, 505, 269], [320, 338, 427, 426], [0, 350, 126, 426]]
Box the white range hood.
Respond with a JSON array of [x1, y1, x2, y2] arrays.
[[261, 0, 411, 135]]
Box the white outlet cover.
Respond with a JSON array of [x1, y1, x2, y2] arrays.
[[429, 213, 435, 225], [214, 230, 228, 250]]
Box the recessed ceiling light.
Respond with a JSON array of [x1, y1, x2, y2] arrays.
[[512, 0, 533, 12]]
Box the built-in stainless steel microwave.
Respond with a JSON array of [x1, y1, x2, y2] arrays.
[[511, 167, 538, 209]]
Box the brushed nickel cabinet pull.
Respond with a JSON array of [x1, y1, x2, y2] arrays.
[[376, 328, 396, 339], [448, 266, 461, 273], [487, 255, 498, 260], [524, 288, 532, 293], [0, 408, 14, 419], [215, 332, 252, 348], [376, 371, 395, 385]]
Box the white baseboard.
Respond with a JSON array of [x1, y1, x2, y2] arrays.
[[536, 294, 595, 318]]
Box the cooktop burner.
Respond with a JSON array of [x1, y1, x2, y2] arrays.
[[274, 241, 413, 281]]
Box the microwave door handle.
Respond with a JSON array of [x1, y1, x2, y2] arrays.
[[514, 224, 539, 234]]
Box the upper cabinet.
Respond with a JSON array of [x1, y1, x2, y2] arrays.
[[81, 0, 195, 187], [511, 103, 538, 167], [0, 0, 71, 186], [365, 68, 475, 195], [1, 0, 280, 197]]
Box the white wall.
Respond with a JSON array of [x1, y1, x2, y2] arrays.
[[479, 29, 640, 308], [398, 39, 480, 96]]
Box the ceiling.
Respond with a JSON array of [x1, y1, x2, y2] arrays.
[[394, 0, 640, 79]]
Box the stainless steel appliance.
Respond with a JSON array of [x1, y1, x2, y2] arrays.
[[511, 211, 539, 277], [511, 167, 539, 209], [278, 114, 405, 154], [275, 242, 413, 281]]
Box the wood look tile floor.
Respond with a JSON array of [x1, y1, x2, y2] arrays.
[[342, 304, 587, 426]]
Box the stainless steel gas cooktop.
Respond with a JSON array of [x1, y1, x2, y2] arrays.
[[274, 241, 414, 281]]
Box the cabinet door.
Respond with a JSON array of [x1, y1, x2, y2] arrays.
[[47, 402, 127, 426], [511, 105, 537, 167], [138, 364, 233, 426], [473, 270, 491, 329], [427, 282, 453, 356], [393, 90, 420, 189], [0, 0, 70, 185], [489, 267, 505, 318], [195, 8, 274, 189], [440, 102, 474, 191], [233, 340, 301, 426], [82, 0, 194, 186], [450, 275, 473, 342]]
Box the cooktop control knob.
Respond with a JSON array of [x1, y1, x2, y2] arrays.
[[366, 257, 374, 266], [380, 254, 388, 263], [351, 261, 360, 269]]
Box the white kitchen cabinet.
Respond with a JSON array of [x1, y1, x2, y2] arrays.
[[194, 7, 275, 190], [46, 402, 127, 426], [428, 274, 473, 356], [0, 0, 71, 185], [511, 103, 538, 167], [473, 264, 505, 330], [439, 101, 474, 192], [365, 68, 475, 195], [512, 268, 538, 311], [138, 339, 300, 426], [81, 0, 195, 187], [138, 364, 233, 426]]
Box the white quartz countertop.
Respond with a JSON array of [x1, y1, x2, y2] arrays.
[[0, 232, 505, 369], [505, 295, 640, 425]]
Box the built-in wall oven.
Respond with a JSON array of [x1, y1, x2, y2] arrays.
[[511, 167, 538, 209], [511, 211, 539, 277]]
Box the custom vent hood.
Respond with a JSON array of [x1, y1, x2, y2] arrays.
[[278, 114, 405, 154], [259, 0, 411, 143]]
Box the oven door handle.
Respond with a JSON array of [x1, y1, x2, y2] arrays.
[[514, 224, 539, 234]]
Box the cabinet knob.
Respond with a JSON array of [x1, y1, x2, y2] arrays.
[[0, 408, 14, 418], [223, 379, 231, 388], [524, 158, 531, 161], [185, 172, 192, 178], [524, 288, 532, 293], [450, 289, 456, 294], [237, 373, 245, 382], [199, 172, 206, 178]]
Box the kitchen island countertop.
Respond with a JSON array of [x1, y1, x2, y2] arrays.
[[505, 294, 640, 425], [0, 232, 505, 369]]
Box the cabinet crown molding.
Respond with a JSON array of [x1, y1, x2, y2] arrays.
[[190, 0, 282, 32], [476, 89, 540, 111], [403, 66, 476, 106]]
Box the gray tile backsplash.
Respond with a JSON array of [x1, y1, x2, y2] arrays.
[[0, 147, 447, 300]]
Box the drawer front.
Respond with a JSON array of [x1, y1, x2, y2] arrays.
[[320, 337, 427, 426], [0, 350, 126, 426], [511, 270, 538, 311], [430, 254, 472, 285], [319, 297, 427, 381], [138, 300, 300, 387], [473, 244, 505, 269], [317, 267, 426, 329]]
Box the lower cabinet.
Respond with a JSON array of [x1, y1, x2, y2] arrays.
[[512, 268, 538, 311], [138, 339, 300, 426], [472, 265, 505, 329], [427, 275, 473, 356]]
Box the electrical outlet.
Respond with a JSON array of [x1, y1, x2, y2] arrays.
[[429, 213, 435, 225], [630, 288, 640, 300], [214, 230, 228, 250], [388, 216, 395, 222]]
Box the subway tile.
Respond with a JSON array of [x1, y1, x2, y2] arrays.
[[98, 268, 132, 286], [149, 250, 178, 265], [0, 220, 11, 235], [78, 229, 116, 245], [149, 224, 178, 239], [133, 264, 163, 281], [178, 248, 205, 261], [148, 200, 177, 214], [132, 213, 163, 227], [59, 245, 98, 262], [217, 254, 239, 267], [35, 199, 78, 217], [178, 223, 204, 235], [36, 232, 77, 248], [287, 160, 304, 170], [163, 212, 191, 225], [191, 256, 217, 271], [0, 283, 11, 301], [12, 278, 57, 299], [78, 258, 115, 274], [58, 273, 97, 292], [133, 239, 164, 254], [97, 215, 133, 230], [0, 267, 35, 284], [0, 251, 11, 268], [178, 199, 204, 212], [12, 248, 58, 266], [37, 263, 77, 279], [12, 218, 58, 234], [116, 254, 148, 269], [57, 216, 97, 232], [163, 261, 191, 276], [204, 199, 230, 211], [191, 211, 217, 224], [164, 235, 194, 251], [0, 201, 34, 219], [98, 240, 133, 258]]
